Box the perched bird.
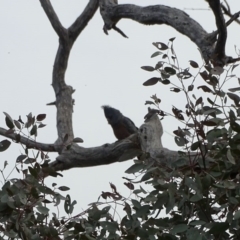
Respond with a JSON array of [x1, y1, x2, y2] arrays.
[[102, 105, 138, 140]]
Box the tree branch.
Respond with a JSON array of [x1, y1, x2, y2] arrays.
[[50, 138, 141, 171], [0, 115, 208, 173], [207, 0, 227, 66], [69, 0, 99, 41], [99, 1, 214, 63], [39, 0, 99, 146], [24, 1, 239, 174], [39, 0, 67, 40], [0, 127, 59, 152], [99, 1, 240, 66], [221, 1, 240, 25]]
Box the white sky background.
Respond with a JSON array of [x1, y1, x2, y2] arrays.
[[0, 0, 240, 218]]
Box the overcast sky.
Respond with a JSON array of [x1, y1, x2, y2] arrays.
[[0, 0, 240, 217]]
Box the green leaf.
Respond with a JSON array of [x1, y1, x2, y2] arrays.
[[206, 128, 222, 143], [24, 158, 36, 164], [229, 109, 236, 120], [190, 194, 202, 202], [38, 186, 54, 194], [16, 154, 27, 163], [153, 192, 168, 210], [164, 67, 176, 75], [200, 70, 209, 81], [3, 112, 14, 129], [152, 42, 168, 50], [198, 85, 214, 94], [155, 61, 163, 70], [174, 136, 186, 147], [36, 114, 46, 121], [28, 167, 38, 178], [195, 96, 203, 106], [151, 51, 162, 58], [171, 224, 188, 234], [145, 100, 155, 105], [189, 220, 206, 226], [203, 106, 222, 116], [208, 222, 229, 234], [135, 205, 150, 218], [30, 124, 37, 136], [64, 194, 71, 214], [230, 121, 240, 133], [125, 163, 144, 174], [234, 210, 240, 220], [188, 84, 194, 91], [132, 199, 141, 209], [100, 221, 118, 233], [18, 191, 27, 204], [37, 206, 49, 215], [227, 92, 240, 105], [161, 79, 170, 85], [101, 205, 111, 214], [189, 60, 199, 68], [58, 186, 70, 191], [143, 77, 160, 86], [177, 70, 192, 79], [141, 172, 152, 182], [227, 149, 235, 164], [69, 200, 77, 214], [14, 120, 21, 129], [38, 123, 46, 128], [141, 66, 155, 72], [201, 120, 217, 126], [229, 197, 239, 205], [191, 141, 200, 151], [186, 228, 202, 240], [1, 194, 9, 203], [3, 160, 8, 169], [170, 87, 181, 93], [0, 139, 11, 152], [229, 87, 240, 92]]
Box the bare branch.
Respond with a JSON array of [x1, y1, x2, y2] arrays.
[[99, 1, 214, 64], [48, 114, 178, 172], [69, 0, 99, 41], [49, 137, 141, 171], [39, 1, 74, 146], [0, 116, 209, 173], [99, 1, 240, 66], [112, 26, 128, 38], [0, 127, 59, 152], [221, 1, 240, 25], [40, 1, 100, 145], [207, 0, 227, 65], [225, 11, 240, 27], [39, 0, 67, 39]]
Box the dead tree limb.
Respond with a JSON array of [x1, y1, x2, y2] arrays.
[[99, 0, 240, 66], [39, 0, 99, 147], [221, 1, 240, 25]]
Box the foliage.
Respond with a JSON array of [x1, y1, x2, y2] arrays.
[[1, 40, 240, 239], [138, 38, 240, 239]]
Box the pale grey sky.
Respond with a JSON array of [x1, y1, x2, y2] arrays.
[[0, 0, 240, 217]]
